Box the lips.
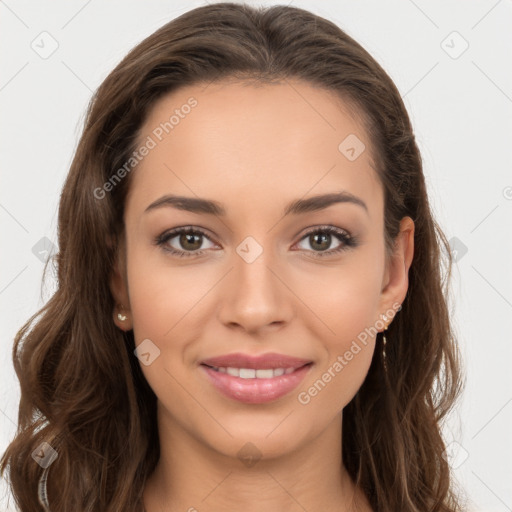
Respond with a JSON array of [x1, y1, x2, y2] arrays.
[[199, 352, 313, 404]]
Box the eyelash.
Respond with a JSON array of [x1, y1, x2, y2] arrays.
[[154, 225, 358, 259]]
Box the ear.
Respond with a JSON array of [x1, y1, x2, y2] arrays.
[[108, 235, 133, 331], [378, 216, 415, 327]]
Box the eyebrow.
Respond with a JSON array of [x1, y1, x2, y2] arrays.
[[144, 191, 368, 217]]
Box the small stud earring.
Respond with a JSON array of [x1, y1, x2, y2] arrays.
[[117, 304, 128, 322]]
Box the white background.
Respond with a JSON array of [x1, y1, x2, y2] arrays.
[[1, 1, 511, 510]]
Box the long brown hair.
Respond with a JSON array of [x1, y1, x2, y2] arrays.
[[1, 3, 466, 511]]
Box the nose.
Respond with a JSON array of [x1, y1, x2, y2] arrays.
[[217, 247, 294, 335]]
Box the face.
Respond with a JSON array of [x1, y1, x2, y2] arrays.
[[110, 79, 413, 461]]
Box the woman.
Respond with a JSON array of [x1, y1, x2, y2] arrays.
[[1, 3, 466, 511]]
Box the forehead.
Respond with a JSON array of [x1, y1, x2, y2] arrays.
[[126, 79, 382, 221]]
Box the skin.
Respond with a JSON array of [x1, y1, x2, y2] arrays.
[[110, 79, 414, 512]]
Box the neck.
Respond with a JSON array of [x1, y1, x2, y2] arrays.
[[143, 403, 371, 512]]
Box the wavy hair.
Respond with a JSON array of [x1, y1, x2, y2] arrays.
[[1, 3, 466, 511]]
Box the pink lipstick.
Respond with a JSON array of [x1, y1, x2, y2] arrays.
[[199, 352, 313, 404]]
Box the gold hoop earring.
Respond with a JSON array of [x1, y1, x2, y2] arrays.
[[381, 314, 389, 372], [382, 329, 388, 371]]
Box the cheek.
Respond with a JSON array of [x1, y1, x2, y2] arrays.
[[126, 242, 211, 339], [124, 244, 192, 352], [125, 252, 211, 425], [293, 245, 384, 343], [294, 288, 379, 416], [291, 252, 384, 408]]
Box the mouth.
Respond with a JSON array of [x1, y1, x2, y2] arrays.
[[200, 362, 312, 379], [199, 361, 313, 404]]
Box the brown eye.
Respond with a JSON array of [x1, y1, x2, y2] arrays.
[[178, 232, 203, 251], [307, 232, 333, 252], [156, 227, 217, 258], [295, 226, 356, 258]]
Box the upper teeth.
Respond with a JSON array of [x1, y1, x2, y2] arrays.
[[210, 366, 296, 378]]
